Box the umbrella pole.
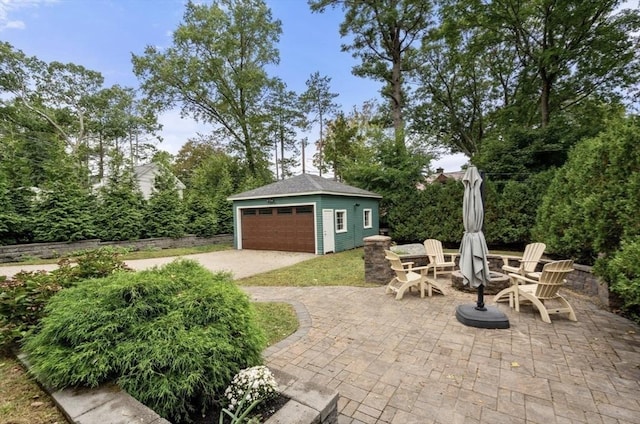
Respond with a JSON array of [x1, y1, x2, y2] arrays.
[[475, 285, 486, 311]]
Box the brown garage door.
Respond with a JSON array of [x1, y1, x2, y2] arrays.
[[241, 205, 315, 253]]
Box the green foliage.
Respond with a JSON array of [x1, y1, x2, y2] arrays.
[[593, 237, 640, 321], [0, 271, 62, 349], [342, 131, 430, 241], [144, 165, 187, 238], [412, 180, 464, 245], [132, 0, 282, 178], [0, 247, 130, 349], [95, 162, 145, 241], [23, 260, 266, 422], [185, 192, 219, 237], [0, 170, 24, 245], [534, 116, 640, 263], [32, 180, 97, 243], [310, 0, 434, 141], [483, 170, 556, 246]]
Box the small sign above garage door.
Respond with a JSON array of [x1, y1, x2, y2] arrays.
[[241, 205, 315, 253]]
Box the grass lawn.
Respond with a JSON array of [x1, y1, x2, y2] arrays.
[[254, 302, 299, 346], [0, 355, 69, 424], [238, 247, 379, 287]]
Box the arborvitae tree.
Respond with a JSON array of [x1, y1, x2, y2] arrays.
[[534, 116, 640, 264], [184, 191, 218, 237], [96, 162, 145, 241], [0, 170, 23, 245], [143, 165, 187, 238], [32, 179, 97, 243], [212, 171, 234, 235], [415, 179, 465, 245]]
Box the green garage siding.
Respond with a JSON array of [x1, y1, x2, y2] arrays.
[[317, 196, 379, 253], [228, 174, 381, 255]]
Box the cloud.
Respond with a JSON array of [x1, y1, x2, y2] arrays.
[[0, 0, 58, 31]]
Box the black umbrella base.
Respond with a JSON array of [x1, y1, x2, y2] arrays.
[[456, 304, 510, 329]]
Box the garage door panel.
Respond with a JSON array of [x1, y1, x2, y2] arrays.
[[241, 206, 314, 253]]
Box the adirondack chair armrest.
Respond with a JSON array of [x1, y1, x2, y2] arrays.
[[445, 252, 458, 261], [401, 261, 414, 270], [500, 255, 520, 267], [508, 273, 538, 285], [408, 265, 431, 275]]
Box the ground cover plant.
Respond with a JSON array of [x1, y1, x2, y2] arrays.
[[22, 259, 266, 422]]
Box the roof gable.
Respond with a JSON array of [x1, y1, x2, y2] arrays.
[[228, 173, 381, 200]]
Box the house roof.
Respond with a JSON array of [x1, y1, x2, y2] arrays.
[[424, 170, 466, 184], [228, 173, 382, 201], [134, 163, 186, 190]]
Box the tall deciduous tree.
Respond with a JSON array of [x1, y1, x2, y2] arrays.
[[467, 0, 640, 128], [300, 72, 339, 176], [309, 0, 435, 147], [132, 0, 282, 180]]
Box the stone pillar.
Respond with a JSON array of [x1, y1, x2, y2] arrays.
[[364, 235, 393, 284]]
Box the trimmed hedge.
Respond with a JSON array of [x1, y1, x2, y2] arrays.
[[23, 259, 266, 422]]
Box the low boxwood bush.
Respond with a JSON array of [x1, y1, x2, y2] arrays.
[[23, 259, 266, 422], [0, 247, 131, 350]]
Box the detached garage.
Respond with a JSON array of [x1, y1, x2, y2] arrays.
[[228, 173, 381, 254]]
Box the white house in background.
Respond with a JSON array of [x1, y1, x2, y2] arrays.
[[134, 163, 186, 200], [93, 163, 186, 200]]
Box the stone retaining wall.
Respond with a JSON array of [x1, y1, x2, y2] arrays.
[[0, 234, 233, 263], [365, 238, 616, 309]]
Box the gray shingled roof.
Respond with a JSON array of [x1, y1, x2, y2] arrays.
[[228, 173, 382, 200]]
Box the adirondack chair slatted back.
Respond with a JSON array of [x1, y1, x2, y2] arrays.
[[385, 250, 410, 283], [521, 242, 546, 273], [535, 260, 574, 299], [424, 239, 445, 265]]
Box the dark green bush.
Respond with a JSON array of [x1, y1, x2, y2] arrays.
[[23, 259, 266, 422], [0, 247, 131, 350], [533, 116, 640, 263], [593, 238, 640, 322]]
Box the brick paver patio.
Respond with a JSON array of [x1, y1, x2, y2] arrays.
[[245, 284, 640, 424]]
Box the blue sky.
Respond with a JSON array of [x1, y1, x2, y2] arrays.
[[0, 0, 470, 171]]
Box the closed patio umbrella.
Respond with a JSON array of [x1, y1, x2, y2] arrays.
[[456, 166, 509, 329], [459, 166, 490, 289]]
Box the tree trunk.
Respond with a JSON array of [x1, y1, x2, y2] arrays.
[[540, 70, 551, 128]]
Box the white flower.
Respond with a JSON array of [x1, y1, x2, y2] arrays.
[[223, 365, 279, 413]]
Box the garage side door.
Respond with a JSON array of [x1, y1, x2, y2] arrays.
[[241, 206, 315, 253]]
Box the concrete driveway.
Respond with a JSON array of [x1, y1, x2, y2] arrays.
[[0, 249, 316, 280]]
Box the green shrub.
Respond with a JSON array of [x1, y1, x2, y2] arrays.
[[0, 270, 62, 350], [23, 260, 266, 422], [0, 247, 131, 350], [593, 238, 640, 322], [533, 116, 640, 263]]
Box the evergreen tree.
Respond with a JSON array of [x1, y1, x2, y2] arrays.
[[95, 159, 145, 241], [143, 165, 187, 238], [32, 179, 97, 242], [0, 170, 23, 245]]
